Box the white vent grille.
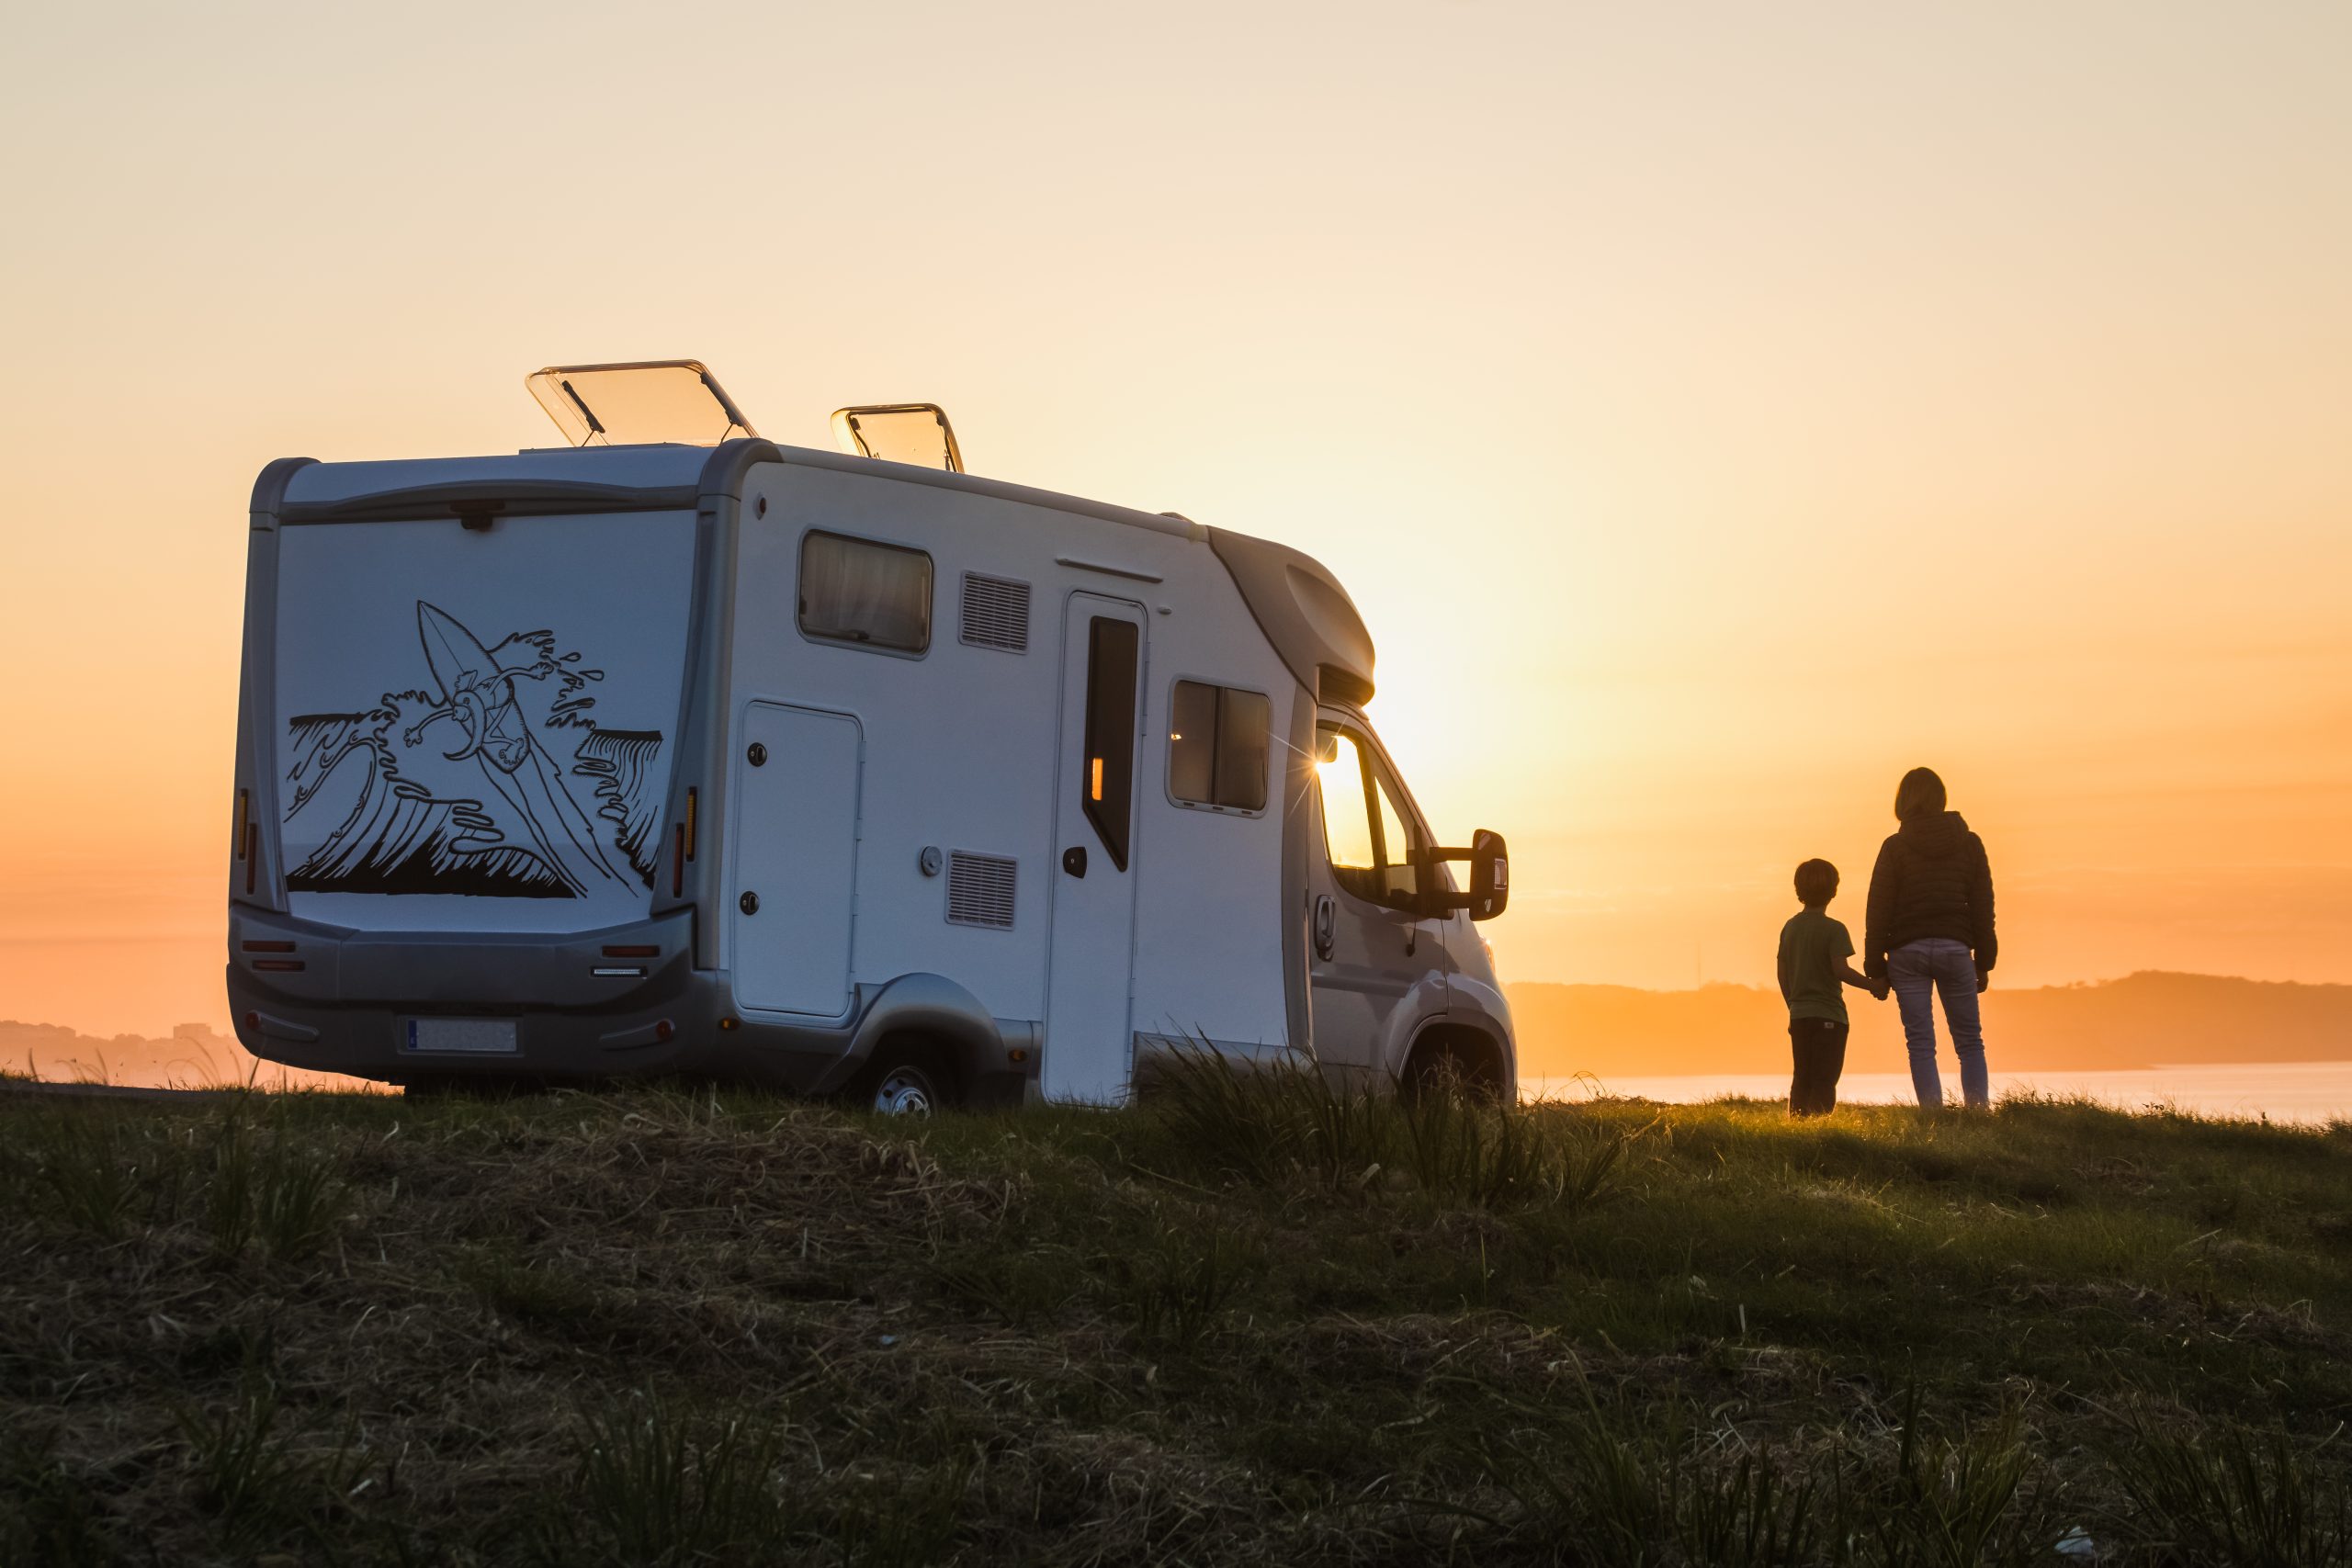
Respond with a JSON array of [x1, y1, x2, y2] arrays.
[[958, 572, 1031, 652], [945, 852, 1018, 929]]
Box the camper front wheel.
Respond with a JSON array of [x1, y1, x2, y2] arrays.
[[855, 1038, 962, 1115]]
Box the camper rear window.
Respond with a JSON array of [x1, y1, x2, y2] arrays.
[[1168, 681, 1270, 812], [797, 532, 932, 653]]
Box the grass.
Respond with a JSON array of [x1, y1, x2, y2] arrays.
[[1, 1069, 2348, 1564]]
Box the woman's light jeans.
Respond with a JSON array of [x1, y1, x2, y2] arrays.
[[1890, 938, 1988, 1108]]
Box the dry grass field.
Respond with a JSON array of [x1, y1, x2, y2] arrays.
[[4, 1063, 2349, 1565]]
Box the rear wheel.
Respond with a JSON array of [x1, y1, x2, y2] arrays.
[[854, 1038, 961, 1115]]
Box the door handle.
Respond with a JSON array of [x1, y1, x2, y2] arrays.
[[1062, 846, 1088, 878], [1313, 894, 1336, 961]]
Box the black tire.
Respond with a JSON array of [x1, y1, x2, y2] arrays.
[[853, 1039, 962, 1115]]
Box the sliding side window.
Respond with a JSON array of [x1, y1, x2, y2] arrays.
[[797, 531, 932, 653], [1168, 681, 1271, 812], [1080, 617, 1140, 869]]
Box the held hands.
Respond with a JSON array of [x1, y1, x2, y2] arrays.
[[1870, 978, 1891, 1002]]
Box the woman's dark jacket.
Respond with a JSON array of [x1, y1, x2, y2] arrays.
[[1863, 810, 1996, 980]]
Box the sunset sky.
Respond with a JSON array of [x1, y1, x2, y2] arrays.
[[3, 1, 2347, 1037]]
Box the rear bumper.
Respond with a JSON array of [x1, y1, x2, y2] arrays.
[[224, 905, 1039, 1100], [228, 904, 742, 1086]]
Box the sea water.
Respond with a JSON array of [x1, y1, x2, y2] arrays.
[[1522, 1061, 2352, 1125]]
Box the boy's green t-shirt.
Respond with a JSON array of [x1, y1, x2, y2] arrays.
[[1778, 908, 1854, 1025]]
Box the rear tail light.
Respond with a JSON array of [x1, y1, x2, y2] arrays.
[[243, 822, 257, 895], [603, 944, 659, 958], [242, 940, 296, 953], [252, 959, 305, 973], [684, 787, 698, 860], [672, 823, 686, 897]]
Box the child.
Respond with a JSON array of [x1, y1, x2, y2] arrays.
[[1778, 859, 1885, 1116]]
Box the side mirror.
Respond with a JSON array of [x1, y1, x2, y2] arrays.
[[1419, 829, 1510, 921]]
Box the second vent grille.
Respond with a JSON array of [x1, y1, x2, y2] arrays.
[[959, 572, 1031, 652], [945, 852, 1018, 929]]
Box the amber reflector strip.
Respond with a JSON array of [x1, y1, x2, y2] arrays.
[[684, 787, 699, 860], [243, 824, 258, 894], [234, 788, 250, 860], [672, 824, 686, 897]]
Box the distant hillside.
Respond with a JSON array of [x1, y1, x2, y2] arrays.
[[0, 1020, 361, 1089], [13, 969, 2351, 1090], [1509, 971, 2352, 1077]]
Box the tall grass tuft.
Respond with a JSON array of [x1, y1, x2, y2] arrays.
[[1402, 1088, 1628, 1211], [5, 1111, 167, 1238], [1483, 1379, 2056, 1568], [204, 1109, 348, 1261], [1143, 1039, 1631, 1212], [1484, 1381, 1821, 1567], [1142, 1041, 1392, 1189], [1109, 1225, 1253, 1349], [831, 1447, 975, 1568], [0, 1427, 118, 1568], [1864, 1390, 2048, 1568], [2115, 1419, 2352, 1566], [174, 1378, 371, 1549], [540, 1392, 798, 1565]]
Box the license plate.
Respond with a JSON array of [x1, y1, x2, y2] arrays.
[[404, 1018, 518, 1055]]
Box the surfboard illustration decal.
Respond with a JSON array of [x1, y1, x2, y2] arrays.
[[283, 603, 663, 898]]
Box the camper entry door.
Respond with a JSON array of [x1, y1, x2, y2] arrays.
[[1043, 594, 1148, 1103]]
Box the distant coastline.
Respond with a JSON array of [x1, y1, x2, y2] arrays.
[[0, 1020, 358, 1090], [7, 970, 2351, 1090], [1509, 971, 2352, 1077]]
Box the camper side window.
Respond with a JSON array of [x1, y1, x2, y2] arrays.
[[1168, 681, 1270, 812], [797, 531, 932, 653]]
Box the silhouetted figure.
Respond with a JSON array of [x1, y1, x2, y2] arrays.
[[1864, 767, 1996, 1109], [1778, 858, 1886, 1116]]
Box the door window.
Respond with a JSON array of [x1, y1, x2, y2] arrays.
[[1317, 725, 1419, 909], [1080, 617, 1140, 870]]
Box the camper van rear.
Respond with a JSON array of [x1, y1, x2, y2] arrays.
[[229, 425, 1517, 1107]]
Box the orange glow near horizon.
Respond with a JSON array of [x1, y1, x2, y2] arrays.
[[3, 2, 2350, 1038]]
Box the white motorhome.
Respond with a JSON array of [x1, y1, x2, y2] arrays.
[[227, 365, 1514, 1107]]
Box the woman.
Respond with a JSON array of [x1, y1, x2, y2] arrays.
[[1864, 767, 1996, 1109]]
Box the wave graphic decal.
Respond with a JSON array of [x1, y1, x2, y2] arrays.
[[281, 605, 665, 900]]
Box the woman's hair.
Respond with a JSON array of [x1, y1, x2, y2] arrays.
[[1894, 766, 1948, 821], [1794, 859, 1839, 905]]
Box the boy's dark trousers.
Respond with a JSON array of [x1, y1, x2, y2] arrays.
[[1788, 1017, 1849, 1116]]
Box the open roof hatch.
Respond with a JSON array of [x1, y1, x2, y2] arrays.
[[526, 361, 757, 446], [830, 403, 964, 473]]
